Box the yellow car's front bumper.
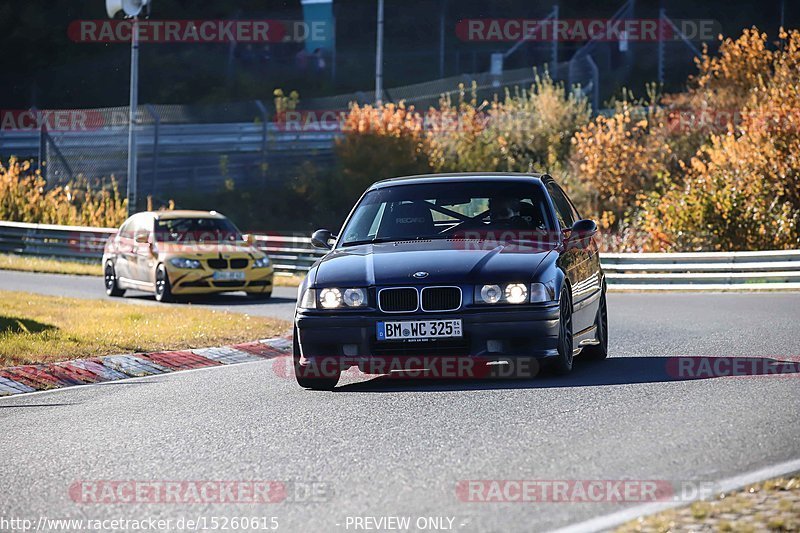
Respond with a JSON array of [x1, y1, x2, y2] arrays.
[[166, 265, 274, 295]]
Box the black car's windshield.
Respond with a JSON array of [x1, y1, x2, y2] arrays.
[[339, 180, 555, 247], [155, 217, 243, 243]]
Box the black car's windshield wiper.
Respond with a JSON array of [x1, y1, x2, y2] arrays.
[[341, 237, 429, 247]]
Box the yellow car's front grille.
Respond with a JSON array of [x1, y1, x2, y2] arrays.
[[205, 258, 250, 269], [207, 258, 228, 269]]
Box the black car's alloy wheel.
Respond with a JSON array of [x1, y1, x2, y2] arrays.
[[583, 288, 609, 360], [293, 328, 340, 390], [154, 264, 173, 302], [551, 286, 574, 375], [104, 261, 125, 297]]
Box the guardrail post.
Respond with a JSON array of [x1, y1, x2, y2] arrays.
[[38, 123, 47, 182], [145, 104, 161, 199]]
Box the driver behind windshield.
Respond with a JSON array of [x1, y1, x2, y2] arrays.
[[488, 197, 521, 223]]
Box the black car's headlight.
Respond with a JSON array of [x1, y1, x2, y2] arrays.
[[475, 282, 555, 304], [253, 256, 271, 268], [299, 288, 368, 309], [169, 257, 202, 269]]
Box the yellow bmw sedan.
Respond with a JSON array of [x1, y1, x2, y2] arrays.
[[102, 210, 274, 302]]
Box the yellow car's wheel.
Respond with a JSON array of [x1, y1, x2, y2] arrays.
[[154, 264, 173, 303], [104, 261, 125, 297]]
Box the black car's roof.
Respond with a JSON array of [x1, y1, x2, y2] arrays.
[[370, 172, 551, 190]]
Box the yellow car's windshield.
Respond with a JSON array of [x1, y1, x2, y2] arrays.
[[155, 218, 243, 244]]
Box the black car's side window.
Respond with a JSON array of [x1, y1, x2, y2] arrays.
[[546, 183, 576, 229], [559, 185, 582, 222]]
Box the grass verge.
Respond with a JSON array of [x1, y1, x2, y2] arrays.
[[0, 254, 101, 276], [273, 273, 304, 287], [617, 476, 800, 533], [0, 290, 290, 367], [0, 253, 304, 286]]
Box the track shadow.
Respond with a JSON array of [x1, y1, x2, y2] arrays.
[[0, 316, 57, 335], [335, 355, 800, 393], [122, 292, 295, 306]]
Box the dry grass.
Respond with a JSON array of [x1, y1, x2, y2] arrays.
[[0, 254, 102, 276], [273, 273, 304, 287], [0, 290, 290, 367]]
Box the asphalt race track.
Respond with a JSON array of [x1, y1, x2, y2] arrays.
[[0, 271, 799, 532], [0, 270, 299, 321]]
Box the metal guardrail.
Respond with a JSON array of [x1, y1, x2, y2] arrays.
[[0, 123, 337, 195], [602, 250, 800, 291], [1, 221, 799, 290]]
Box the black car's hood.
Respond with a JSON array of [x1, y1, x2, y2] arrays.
[[312, 240, 554, 286]]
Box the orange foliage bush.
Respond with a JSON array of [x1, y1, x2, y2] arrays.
[[427, 74, 590, 174], [570, 100, 671, 235], [572, 28, 799, 251], [641, 29, 800, 251], [0, 158, 127, 227], [328, 102, 430, 213]]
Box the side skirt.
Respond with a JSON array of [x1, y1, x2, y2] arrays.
[[118, 277, 155, 292]]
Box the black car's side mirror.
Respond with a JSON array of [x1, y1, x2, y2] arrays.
[[565, 219, 597, 249], [311, 229, 334, 250]]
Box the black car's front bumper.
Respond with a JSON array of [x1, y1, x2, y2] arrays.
[[295, 305, 560, 373]]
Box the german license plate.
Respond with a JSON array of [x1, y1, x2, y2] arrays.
[[213, 271, 245, 281], [376, 319, 462, 341]]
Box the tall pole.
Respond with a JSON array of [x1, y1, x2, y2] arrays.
[[780, 0, 785, 29], [657, 7, 665, 85], [551, 4, 558, 68], [127, 17, 139, 215], [439, 0, 446, 78], [375, 0, 384, 104]]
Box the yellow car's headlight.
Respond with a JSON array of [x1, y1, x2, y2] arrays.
[[169, 257, 202, 269], [253, 256, 271, 268]]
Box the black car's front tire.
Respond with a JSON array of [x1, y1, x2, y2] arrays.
[[293, 328, 340, 390], [582, 287, 609, 360], [104, 261, 125, 297], [154, 264, 173, 303], [550, 286, 574, 375]]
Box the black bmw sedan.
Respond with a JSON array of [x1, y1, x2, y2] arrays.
[[294, 173, 608, 389]]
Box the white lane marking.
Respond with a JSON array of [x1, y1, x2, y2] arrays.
[[550, 457, 800, 533]]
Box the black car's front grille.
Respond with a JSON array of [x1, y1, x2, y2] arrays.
[[207, 258, 228, 269], [379, 288, 418, 312], [230, 258, 248, 269], [421, 287, 461, 312]]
